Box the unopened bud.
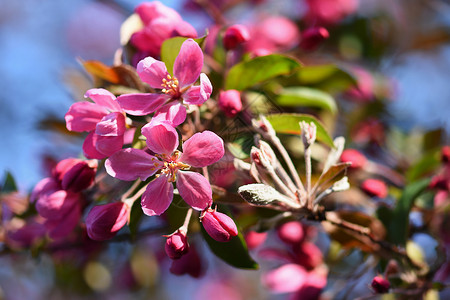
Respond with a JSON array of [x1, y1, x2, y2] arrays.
[[371, 275, 390, 294], [259, 141, 277, 166], [296, 242, 323, 270], [165, 230, 189, 259], [442, 146, 450, 164], [86, 202, 129, 241], [201, 209, 238, 242], [361, 178, 388, 198], [223, 24, 250, 50], [300, 121, 316, 148], [429, 175, 449, 191], [277, 221, 304, 245], [340, 149, 367, 169], [218, 90, 242, 117], [170, 244, 204, 278], [300, 27, 329, 51], [54, 158, 97, 192], [252, 116, 276, 137], [245, 231, 267, 250]]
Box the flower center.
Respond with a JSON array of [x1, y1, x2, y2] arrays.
[[157, 151, 190, 182], [161, 74, 180, 98]]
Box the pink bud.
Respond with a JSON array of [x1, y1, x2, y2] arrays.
[[218, 90, 243, 117], [170, 244, 204, 278], [429, 175, 449, 191], [300, 27, 329, 51], [361, 179, 388, 198], [53, 158, 97, 192], [165, 230, 189, 259], [296, 242, 323, 270], [86, 202, 129, 241], [442, 146, 450, 164], [277, 221, 304, 245], [45, 202, 81, 240], [245, 231, 267, 250], [201, 209, 238, 242], [223, 24, 250, 50], [371, 275, 390, 293], [340, 149, 367, 169]]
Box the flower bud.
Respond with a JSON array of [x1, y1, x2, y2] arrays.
[[245, 231, 267, 250], [54, 158, 97, 192], [300, 121, 316, 148], [296, 242, 323, 270], [223, 24, 250, 50], [277, 221, 304, 245], [86, 202, 129, 241], [442, 146, 450, 164], [165, 230, 189, 259], [429, 175, 449, 191], [170, 244, 204, 278], [299, 27, 329, 51], [218, 90, 243, 117], [371, 275, 390, 293], [201, 209, 238, 242], [361, 178, 388, 198], [340, 149, 367, 169]]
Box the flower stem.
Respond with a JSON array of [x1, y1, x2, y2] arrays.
[[121, 179, 141, 202], [180, 208, 193, 233]]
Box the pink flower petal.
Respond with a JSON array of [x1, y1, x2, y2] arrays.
[[65, 102, 108, 132], [176, 171, 212, 210], [130, 31, 160, 55], [153, 102, 187, 126], [36, 189, 80, 220], [142, 121, 179, 155], [141, 174, 173, 216], [135, 1, 182, 25], [85, 88, 121, 112], [183, 73, 212, 105], [262, 264, 308, 293], [173, 20, 198, 38], [123, 128, 136, 145], [30, 178, 59, 203], [95, 134, 125, 157], [105, 148, 163, 181], [173, 39, 203, 87], [117, 93, 169, 116], [137, 57, 169, 89], [45, 203, 81, 240], [83, 131, 107, 160], [95, 112, 126, 137], [180, 131, 224, 168]]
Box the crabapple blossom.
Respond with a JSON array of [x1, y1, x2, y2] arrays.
[[340, 149, 367, 169], [371, 275, 390, 293], [130, 1, 197, 58], [201, 208, 238, 242], [117, 39, 212, 126], [218, 89, 242, 117], [361, 178, 388, 198], [65, 88, 130, 159], [299, 27, 329, 51], [105, 121, 224, 216], [86, 202, 129, 241], [165, 230, 189, 259], [223, 24, 250, 50]]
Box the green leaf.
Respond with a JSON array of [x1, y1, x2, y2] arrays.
[[201, 207, 258, 269], [160, 36, 207, 75], [385, 178, 431, 245], [266, 113, 335, 148], [2, 171, 17, 193], [225, 54, 301, 91], [295, 64, 356, 93], [276, 87, 337, 113]]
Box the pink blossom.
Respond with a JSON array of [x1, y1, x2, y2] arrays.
[[45, 203, 82, 240], [85, 202, 129, 241], [361, 178, 388, 198], [345, 68, 375, 103], [117, 39, 212, 126], [201, 208, 238, 242], [340, 149, 367, 169], [306, 0, 359, 25], [218, 89, 243, 117], [246, 16, 300, 56], [130, 1, 197, 58], [165, 230, 189, 259], [299, 27, 329, 51], [65, 88, 130, 159], [277, 221, 305, 245], [223, 24, 250, 50], [371, 275, 390, 293], [245, 231, 268, 250], [52, 158, 97, 192], [105, 122, 224, 216]]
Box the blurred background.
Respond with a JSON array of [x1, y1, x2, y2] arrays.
[[1, 0, 450, 299]]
